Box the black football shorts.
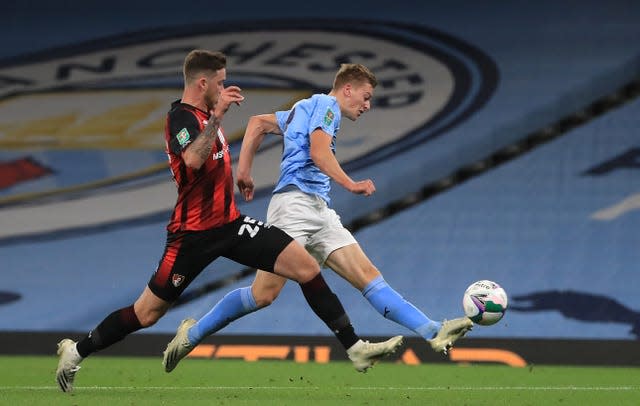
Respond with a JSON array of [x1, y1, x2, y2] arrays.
[[148, 214, 293, 302]]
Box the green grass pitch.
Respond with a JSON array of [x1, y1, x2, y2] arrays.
[[1, 356, 638, 405]]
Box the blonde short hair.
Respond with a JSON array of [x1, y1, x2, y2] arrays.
[[332, 64, 377, 90]]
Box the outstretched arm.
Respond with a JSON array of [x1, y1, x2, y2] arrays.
[[310, 129, 375, 196], [237, 113, 282, 201]]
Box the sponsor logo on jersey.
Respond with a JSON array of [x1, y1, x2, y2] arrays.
[[212, 144, 229, 160]]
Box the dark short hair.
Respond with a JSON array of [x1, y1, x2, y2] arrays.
[[333, 64, 377, 90], [183, 50, 227, 84]]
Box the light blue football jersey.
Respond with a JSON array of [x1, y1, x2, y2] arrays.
[[273, 94, 340, 204]]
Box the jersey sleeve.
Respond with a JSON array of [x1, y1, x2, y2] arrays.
[[309, 96, 338, 136], [167, 108, 201, 155], [275, 110, 291, 133]]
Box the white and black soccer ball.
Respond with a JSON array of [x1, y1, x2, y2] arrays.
[[462, 280, 508, 326]]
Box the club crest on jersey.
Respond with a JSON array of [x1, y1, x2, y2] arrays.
[[323, 108, 334, 126], [176, 128, 191, 146], [172, 274, 185, 287]]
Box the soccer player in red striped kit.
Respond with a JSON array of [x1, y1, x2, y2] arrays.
[[55, 50, 402, 393]]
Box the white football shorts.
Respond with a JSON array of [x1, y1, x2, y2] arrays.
[[267, 189, 356, 266]]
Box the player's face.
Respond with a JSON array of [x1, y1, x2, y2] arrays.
[[343, 82, 374, 121], [203, 68, 226, 111]]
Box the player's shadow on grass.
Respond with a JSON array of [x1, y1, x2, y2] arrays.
[[511, 290, 640, 339]]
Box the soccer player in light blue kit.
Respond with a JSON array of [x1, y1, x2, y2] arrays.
[[164, 64, 473, 372]]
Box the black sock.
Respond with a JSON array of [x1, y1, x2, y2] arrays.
[[334, 324, 359, 350], [76, 305, 143, 358], [299, 274, 359, 350]]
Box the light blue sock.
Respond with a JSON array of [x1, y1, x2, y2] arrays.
[[187, 286, 258, 344], [362, 276, 441, 340]]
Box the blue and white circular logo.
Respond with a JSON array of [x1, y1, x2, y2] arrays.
[[0, 20, 498, 241]]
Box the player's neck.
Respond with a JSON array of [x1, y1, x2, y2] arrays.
[[329, 90, 347, 116], [181, 90, 208, 112]]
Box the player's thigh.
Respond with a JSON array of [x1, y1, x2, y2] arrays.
[[325, 243, 381, 290], [269, 191, 343, 266], [224, 215, 303, 276], [307, 205, 358, 268], [148, 230, 219, 302], [226, 220, 318, 283], [272, 239, 320, 283]]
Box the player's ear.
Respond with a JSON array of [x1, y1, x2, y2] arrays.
[[198, 76, 208, 91], [343, 83, 352, 97]]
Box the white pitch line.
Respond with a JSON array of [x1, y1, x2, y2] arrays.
[[351, 386, 640, 391], [1, 386, 638, 391]]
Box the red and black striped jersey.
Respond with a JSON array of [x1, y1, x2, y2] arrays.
[[164, 100, 240, 232]]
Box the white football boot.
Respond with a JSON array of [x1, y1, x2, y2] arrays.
[[347, 335, 404, 372], [163, 318, 197, 372], [428, 317, 473, 354], [56, 339, 83, 393]]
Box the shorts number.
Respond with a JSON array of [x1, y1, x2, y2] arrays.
[[237, 216, 263, 238]]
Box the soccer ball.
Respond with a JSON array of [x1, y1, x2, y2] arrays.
[[462, 280, 508, 326]]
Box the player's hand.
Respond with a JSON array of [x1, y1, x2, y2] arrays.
[[214, 86, 245, 119], [349, 179, 376, 196], [236, 174, 255, 201]]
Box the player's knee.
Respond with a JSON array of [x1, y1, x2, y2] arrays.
[[364, 264, 381, 279], [136, 308, 164, 327], [253, 288, 279, 307], [274, 242, 321, 283], [252, 280, 285, 307], [354, 265, 381, 289], [297, 262, 321, 283]]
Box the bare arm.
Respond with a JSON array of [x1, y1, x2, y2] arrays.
[[236, 113, 282, 201], [181, 113, 221, 170], [310, 129, 375, 196]]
